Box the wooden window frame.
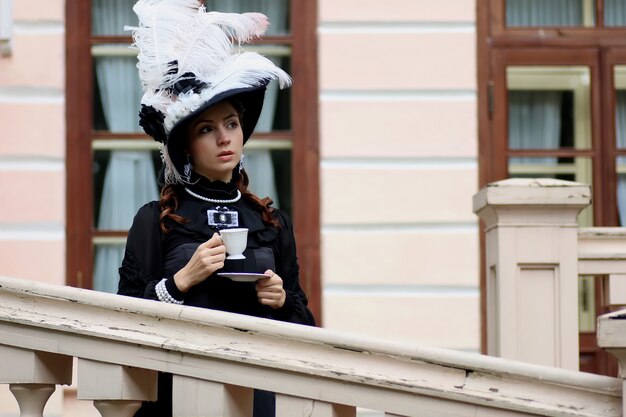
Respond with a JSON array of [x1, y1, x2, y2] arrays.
[[66, 1, 321, 321], [478, 0, 626, 373], [489, 0, 626, 46]]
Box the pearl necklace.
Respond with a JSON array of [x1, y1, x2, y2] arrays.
[[184, 187, 242, 204]]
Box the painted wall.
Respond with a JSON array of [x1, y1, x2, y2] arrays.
[[0, 1, 65, 286], [0, 2, 67, 415], [318, 0, 480, 351]]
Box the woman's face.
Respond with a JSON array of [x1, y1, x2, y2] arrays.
[[186, 101, 244, 182]]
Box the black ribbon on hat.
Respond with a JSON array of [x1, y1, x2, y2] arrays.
[[172, 72, 209, 96], [138, 104, 167, 143], [138, 61, 211, 143]]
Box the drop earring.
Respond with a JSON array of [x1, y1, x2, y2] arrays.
[[183, 154, 193, 181], [239, 154, 245, 173]]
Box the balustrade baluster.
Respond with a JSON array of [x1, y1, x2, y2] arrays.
[[275, 394, 356, 417], [172, 375, 253, 416], [9, 384, 55, 417], [93, 400, 142, 417], [0, 345, 72, 417], [77, 359, 157, 417]]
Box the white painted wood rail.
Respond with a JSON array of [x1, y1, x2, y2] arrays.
[[0, 275, 621, 417], [579, 228, 626, 307]]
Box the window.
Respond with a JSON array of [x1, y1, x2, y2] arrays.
[[66, 0, 321, 317], [506, 0, 596, 27], [479, 0, 626, 375]]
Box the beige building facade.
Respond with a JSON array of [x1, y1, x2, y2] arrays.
[[318, 0, 478, 349]]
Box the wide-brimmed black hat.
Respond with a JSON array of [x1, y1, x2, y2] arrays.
[[129, 0, 291, 184]]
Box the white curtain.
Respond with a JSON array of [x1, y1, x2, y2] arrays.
[[616, 92, 626, 226], [93, 0, 159, 293], [508, 91, 561, 167], [206, 0, 289, 35], [507, 0, 583, 26], [207, 0, 289, 207], [605, 0, 626, 26]]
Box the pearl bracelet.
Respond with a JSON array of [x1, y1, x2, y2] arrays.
[[155, 278, 184, 305]]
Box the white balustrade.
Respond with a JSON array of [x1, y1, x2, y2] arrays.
[[0, 246, 623, 417], [3, 177, 626, 416]]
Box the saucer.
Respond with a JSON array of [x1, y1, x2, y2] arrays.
[[217, 272, 270, 282]]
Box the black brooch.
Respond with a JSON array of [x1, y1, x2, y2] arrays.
[[139, 104, 167, 144]]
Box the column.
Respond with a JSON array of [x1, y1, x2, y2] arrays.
[[473, 178, 590, 370]]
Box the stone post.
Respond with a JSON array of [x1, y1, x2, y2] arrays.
[[473, 178, 591, 370]]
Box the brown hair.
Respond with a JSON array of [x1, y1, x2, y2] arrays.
[[159, 184, 189, 234], [238, 169, 280, 228], [158, 173, 279, 234]]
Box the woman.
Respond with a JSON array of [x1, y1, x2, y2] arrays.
[[119, 97, 314, 323], [118, 1, 315, 415]]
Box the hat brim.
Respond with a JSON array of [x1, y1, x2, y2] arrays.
[[166, 85, 266, 181]]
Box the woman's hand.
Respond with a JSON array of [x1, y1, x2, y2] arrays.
[[173, 233, 226, 293], [256, 269, 286, 309]]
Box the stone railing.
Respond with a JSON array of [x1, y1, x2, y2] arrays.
[[0, 274, 621, 417], [474, 178, 626, 371]]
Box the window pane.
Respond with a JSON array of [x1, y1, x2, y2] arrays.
[[243, 146, 292, 216], [92, 49, 143, 133], [617, 156, 626, 226], [507, 66, 591, 150], [249, 54, 292, 132], [615, 66, 626, 149], [205, 0, 291, 35], [93, 149, 161, 231], [93, 241, 126, 293], [506, 0, 594, 27], [617, 91, 626, 149], [92, 0, 137, 36], [93, 0, 291, 35], [605, 0, 626, 27]]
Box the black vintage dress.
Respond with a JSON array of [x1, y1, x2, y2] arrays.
[[117, 175, 315, 417]]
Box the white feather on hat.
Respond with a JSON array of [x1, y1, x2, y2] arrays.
[[126, 0, 292, 184]]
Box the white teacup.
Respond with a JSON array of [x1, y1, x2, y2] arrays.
[[219, 228, 248, 260]]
